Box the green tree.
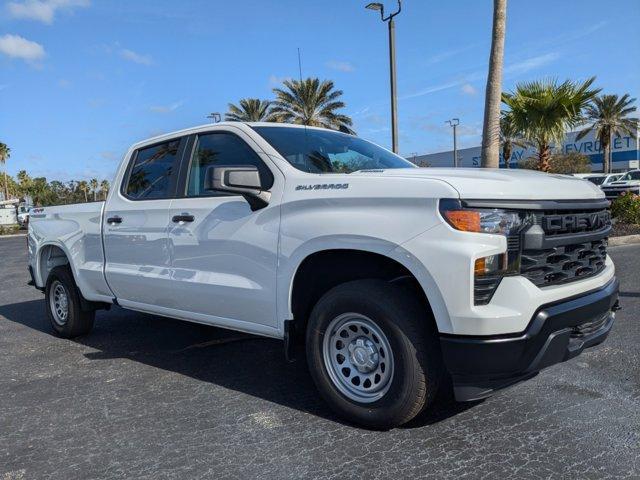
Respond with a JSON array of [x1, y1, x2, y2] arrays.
[[271, 78, 354, 133], [575, 94, 638, 174], [0, 143, 11, 200], [89, 178, 99, 201], [16, 170, 32, 198], [77, 180, 89, 202], [519, 152, 591, 174], [4, 174, 19, 199], [502, 77, 600, 172], [500, 111, 527, 168], [100, 179, 110, 200], [225, 98, 273, 122], [28, 177, 55, 206], [480, 0, 507, 168]]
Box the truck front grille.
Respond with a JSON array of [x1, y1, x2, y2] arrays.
[[520, 238, 607, 287], [466, 199, 611, 304]]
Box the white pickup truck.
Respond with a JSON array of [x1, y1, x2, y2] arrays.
[[28, 123, 619, 429]]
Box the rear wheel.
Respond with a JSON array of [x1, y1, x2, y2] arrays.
[[45, 266, 95, 338], [306, 279, 444, 429]]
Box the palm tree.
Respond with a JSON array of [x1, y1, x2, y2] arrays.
[[480, 0, 507, 168], [77, 180, 89, 202], [100, 179, 110, 200], [225, 98, 273, 122], [89, 178, 99, 201], [271, 78, 354, 133], [575, 94, 638, 174], [500, 111, 527, 169], [0, 143, 11, 200], [502, 77, 600, 172], [17, 170, 31, 198]]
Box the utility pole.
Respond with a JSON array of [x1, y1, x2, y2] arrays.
[[446, 118, 460, 167], [366, 1, 402, 153]]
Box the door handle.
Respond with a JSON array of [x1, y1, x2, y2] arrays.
[[172, 214, 195, 223], [107, 216, 122, 224]]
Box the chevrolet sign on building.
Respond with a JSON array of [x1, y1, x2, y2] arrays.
[[412, 127, 640, 172]]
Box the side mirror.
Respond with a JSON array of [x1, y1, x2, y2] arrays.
[[204, 165, 271, 211]]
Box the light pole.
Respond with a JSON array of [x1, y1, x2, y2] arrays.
[[366, 1, 402, 154], [445, 118, 460, 167], [206, 112, 221, 123]]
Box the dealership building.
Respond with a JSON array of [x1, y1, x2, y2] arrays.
[[411, 127, 640, 172]]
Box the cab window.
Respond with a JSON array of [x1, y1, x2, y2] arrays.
[[186, 132, 273, 197], [125, 139, 181, 200]]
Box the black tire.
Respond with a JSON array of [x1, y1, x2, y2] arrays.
[[45, 265, 95, 338], [306, 279, 444, 429]]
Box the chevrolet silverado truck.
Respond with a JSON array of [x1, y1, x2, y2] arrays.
[[28, 123, 619, 429]]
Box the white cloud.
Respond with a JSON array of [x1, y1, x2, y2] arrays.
[[461, 83, 477, 96], [0, 34, 45, 63], [149, 100, 184, 114], [402, 52, 560, 101], [6, 0, 90, 24], [268, 74, 290, 88], [426, 45, 476, 65], [504, 52, 560, 76], [57, 78, 71, 88], [120, 48, 153, 66], [326, 60, 355, 72]]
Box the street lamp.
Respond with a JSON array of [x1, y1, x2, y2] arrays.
[[366, 1, 402, 154], [445, 118, 460, 167], [206, 112, 221, 123]]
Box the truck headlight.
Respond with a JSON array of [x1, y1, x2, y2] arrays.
[[439, 200, 529, 305], [439, 199, 526, 236]]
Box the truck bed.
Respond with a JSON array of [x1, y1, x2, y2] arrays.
[[28, 201, 112, 302]]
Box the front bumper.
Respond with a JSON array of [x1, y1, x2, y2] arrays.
[[602, 186, 640, 199], [440, 277, 619, 401]]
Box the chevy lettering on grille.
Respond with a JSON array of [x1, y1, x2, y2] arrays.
[[542, 211, 611, 234]]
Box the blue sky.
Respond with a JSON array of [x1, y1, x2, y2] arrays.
[[1, 0, 639, 181]]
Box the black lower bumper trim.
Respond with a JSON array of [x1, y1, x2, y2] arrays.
[[440, 277, 619, 401]]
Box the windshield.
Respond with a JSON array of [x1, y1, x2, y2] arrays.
[[620, 171, 640, 181], [253, 126, 416, 174], [587, 176, 605, 185]]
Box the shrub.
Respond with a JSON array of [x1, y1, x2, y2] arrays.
[[611, 192, 640, 224], [0, 224, 20, 236]]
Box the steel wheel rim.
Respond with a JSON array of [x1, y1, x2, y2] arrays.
[[50, 280, 69, 326], [322, 313, 394, 403]]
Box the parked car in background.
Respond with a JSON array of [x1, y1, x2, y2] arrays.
[[585, 173, 623, 186], [27, 123, 619, 429], [601, 170, 640, 199], [17, 206, 31, 228]]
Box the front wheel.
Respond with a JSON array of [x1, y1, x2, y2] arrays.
[[306, 279, 444, 429], [45, 266, 95, 338]]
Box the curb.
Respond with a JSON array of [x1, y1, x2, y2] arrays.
[[609, 234, 640, 247], [0, 233, 27, 239]]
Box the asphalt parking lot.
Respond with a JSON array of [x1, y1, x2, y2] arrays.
[[0, 235, 638, 479]]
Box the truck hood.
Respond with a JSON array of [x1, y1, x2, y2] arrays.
[[351, 168, 604, 200]]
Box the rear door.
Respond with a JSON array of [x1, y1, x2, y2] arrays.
[[103, 137, 186, 309], [165, 127, 283, 333]]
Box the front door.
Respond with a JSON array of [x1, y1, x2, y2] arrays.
[[166, 128, 282, 333], [103, 137, 186, 310]]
